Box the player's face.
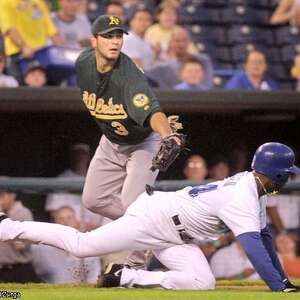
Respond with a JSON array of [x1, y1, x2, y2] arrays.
[[264, 175, 290, 195], [92, 30, 123, 61]]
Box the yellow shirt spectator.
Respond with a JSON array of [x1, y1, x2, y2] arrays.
[[0, 0, 58, 56]]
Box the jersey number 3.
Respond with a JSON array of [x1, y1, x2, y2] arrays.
[[111, 121, 129, 136]]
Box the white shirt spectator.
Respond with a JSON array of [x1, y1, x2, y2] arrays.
[[52, 14, 92, 48], [31, 244, 100, 283], [210, 241, 260, 280], [0, 73, 19, 87], [267, 194, 300, 230], [122, 30, 155, 71], [45, 169, 102, 227]]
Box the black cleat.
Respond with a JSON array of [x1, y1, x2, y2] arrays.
[[0, 213, 7, 222], [97, 263, 124, 288]]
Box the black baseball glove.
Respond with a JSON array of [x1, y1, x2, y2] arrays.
[[150, 133, 186, 172]]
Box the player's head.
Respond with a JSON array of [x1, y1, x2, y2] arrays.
[[251, 142, 300, 194], [91, 15, 128, 61]]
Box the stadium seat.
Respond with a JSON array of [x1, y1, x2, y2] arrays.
[[221, 6, 270, 25], [278, 80, 295, 90], [274, 26, 300, 46], [268, 64, 291, 81], [189, 25, 228, 45], [281, 45, 300, 62], [227, 26, 263, 45], [180, 6, 221, 25], [216, 46, 232, 63], [260, 29, 276, 46], [86, 0, 105, 22], [180, 0, 227, 8], [195, 42, 218, 60], [214, 62, 235, 70], [229, 0, 277, 10]]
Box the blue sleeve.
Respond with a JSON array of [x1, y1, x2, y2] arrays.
[[261, 226, 287, 280], [237, 232, 285, 291], [225, 75, 240, 90]]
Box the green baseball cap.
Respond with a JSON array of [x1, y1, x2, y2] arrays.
[[92, 15, 128, 36]]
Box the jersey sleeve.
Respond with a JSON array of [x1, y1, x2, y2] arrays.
[[124, 68, 162, 127], [218, 195, 261, 237]]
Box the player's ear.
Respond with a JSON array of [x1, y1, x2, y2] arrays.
[[90, 36, 97, 48]]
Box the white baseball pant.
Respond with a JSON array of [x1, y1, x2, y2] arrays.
[[0, 214, 215, 289]]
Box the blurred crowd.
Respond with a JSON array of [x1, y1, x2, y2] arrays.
[[0, 0, 299, 90]]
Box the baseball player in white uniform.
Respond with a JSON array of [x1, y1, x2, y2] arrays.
[[0, 142, 300, 292]]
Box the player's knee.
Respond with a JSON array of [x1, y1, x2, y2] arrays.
[[192, 273, 215, 290], [71, 233, 93, 258]]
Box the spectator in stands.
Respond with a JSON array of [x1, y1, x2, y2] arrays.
[[0, 52, 19, 87], [210, 240, 259, 280], [0, 190, 40, 283], [0, 0, 64, 83], [52, 0, 92, 48], [225, 50, 278, 91], [183, 154, 208, 182], [122, 7, 155, 71], [291, 53, 300, 91], [120, 0, 157, 19], [23, 63, 47, 87], [46, 143, 102, 230], [145, 1, 197, 54], [174, 57, 209, 91], [270, 0, 300, 26], [105, 0, 126, 23], [146, 26, 213, 89], [275, 233, 300, 278], [208, 155, 230, 181], [228, 143, 249, 175], [32, 206, 101, 283], [267, 190, 300, 239]]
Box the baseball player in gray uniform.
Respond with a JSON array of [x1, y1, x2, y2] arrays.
[[75, 15, 184, 267], [0, 142, 300, 292]]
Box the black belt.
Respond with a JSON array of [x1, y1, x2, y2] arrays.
[[172, 215, 193, 242]]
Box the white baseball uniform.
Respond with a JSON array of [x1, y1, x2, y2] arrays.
[[0, 171, 267, 289]]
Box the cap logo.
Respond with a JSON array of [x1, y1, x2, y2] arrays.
[[109, 16, 120, 25]]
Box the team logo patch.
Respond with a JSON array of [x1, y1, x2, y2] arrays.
[[109, 16, 120, 25], [132, 94, 149, 108]]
